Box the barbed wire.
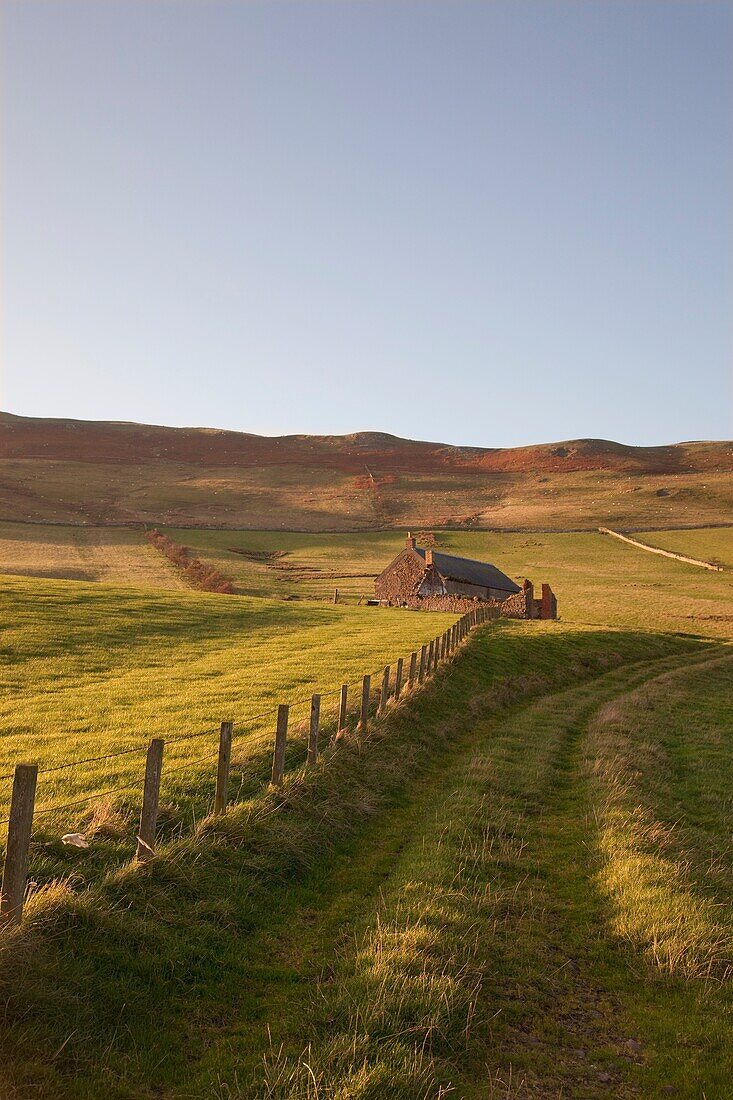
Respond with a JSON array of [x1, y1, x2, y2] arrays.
[[0, 777, 144, 827]]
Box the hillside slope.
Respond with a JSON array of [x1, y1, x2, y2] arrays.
[[1, 412, 731, 530]]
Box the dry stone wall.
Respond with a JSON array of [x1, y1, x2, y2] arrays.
[[401, 595, 503, 615]]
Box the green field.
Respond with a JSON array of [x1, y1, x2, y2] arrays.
[[0, 574, 454, 825], [165, 525, 733, 638], [636, 525, 733, 569], [1, 520, 732, 1098]]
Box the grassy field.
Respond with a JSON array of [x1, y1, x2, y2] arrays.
[[1, 515, 732, 1097], [166, 525, 733, 638], [0, 521, 184, 588], [3, 457, 730, 531], [0, 574, 454, 828], [638, 525, 733, 569], [4, 522, 732, 641]]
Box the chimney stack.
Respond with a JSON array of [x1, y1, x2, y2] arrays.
[[406, 531, 416, 550], [425, 549, 433, 567]]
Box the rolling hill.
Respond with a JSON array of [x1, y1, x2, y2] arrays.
[[1, 411, 731, 530]]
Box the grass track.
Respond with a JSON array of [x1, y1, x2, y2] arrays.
[[194, 644, 733, 1099], [0, 625, 719, 1098]]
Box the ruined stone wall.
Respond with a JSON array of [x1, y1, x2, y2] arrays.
[[401, 595, 504, 615], [375, 556, 558, 621], [540, 584, 558, 620], [499, 591, 537, 619]]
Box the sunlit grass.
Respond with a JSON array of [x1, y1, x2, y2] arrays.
[[586, 655, 733, 979], [0, 572, 454, 825]]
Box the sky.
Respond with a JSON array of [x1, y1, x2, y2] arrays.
[[1, 0, 731, 448]]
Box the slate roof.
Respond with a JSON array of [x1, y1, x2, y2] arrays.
[[415, 548, 520, 594]]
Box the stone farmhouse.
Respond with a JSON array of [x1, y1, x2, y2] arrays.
[[374, 534, 558, 619]]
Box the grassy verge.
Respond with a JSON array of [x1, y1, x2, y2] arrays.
[[0, 626, 704, 1098], [586, 654, 733, 1094]]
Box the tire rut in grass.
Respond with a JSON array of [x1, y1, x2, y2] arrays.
[[458, 647, 729, 1098], [201, 650, 718, 1099]]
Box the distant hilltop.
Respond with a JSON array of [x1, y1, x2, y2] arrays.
[[1, 412, 730, 474], [0, 412, 731, 531]]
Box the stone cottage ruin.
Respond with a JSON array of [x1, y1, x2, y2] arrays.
[[373, 533, 558, 620]]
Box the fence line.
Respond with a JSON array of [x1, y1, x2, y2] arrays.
[[0, 607, 493, 927]]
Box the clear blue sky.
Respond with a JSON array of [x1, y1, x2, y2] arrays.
[[2, 1, 731, 447]]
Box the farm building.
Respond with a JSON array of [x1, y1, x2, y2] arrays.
[[373, 534, 558, 619], [375, 534, 520, 603]]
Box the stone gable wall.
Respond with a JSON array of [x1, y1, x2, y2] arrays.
[[374, 550, 425, 601]]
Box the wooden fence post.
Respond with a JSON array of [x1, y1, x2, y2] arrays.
[[271, 704, 289, 786], [308, 694, 320, 765], [408, 651, 417, 687], [214, 721, 233, 815], [418, 645, 427, 683], [0, 764, 38, 927], [427, 639, 434, 674], [394, 657, 404, 699], [137, 738, 164, 861], [379, 666, 390, 714], [338, 684, 348, 732], [359, 675, 371, 732]]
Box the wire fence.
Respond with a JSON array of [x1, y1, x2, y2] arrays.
[[0, 606, 494, 927]]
